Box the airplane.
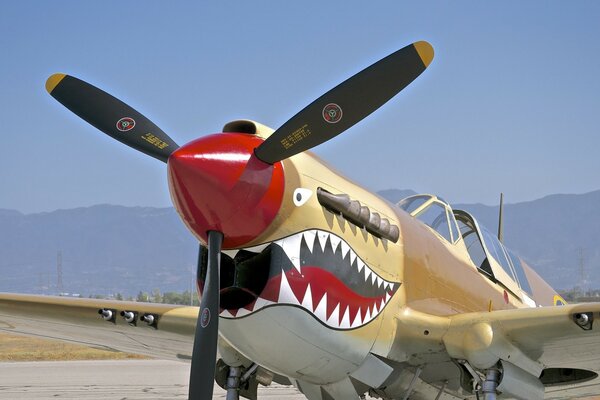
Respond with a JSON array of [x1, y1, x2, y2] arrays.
[[1, 40, 600, 400]]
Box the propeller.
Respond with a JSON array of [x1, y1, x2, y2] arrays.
[[45, 74, 179, 162], [189, 230, 223, 399], [45, 40, 435, 399], [254, 41, 434, 164]]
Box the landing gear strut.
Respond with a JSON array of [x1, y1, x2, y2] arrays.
[[226, 366, 242, 400], [481, 368, 500, 400], [216, 360, 266, 400]]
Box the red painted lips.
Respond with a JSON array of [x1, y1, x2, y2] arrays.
[[167, 133, 285, 248]]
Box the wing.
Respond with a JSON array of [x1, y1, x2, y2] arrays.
[[443, 303, 600, 399], [0, 292, 197, 361]]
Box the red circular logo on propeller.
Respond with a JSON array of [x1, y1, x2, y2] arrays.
[[322, 103, 343, 124], [200, 308, 211, 328], [116, 117, 136, 132]]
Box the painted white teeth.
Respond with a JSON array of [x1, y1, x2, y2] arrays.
[[244, 243, 270, 253], [357, 258, 365, 273], [253, 297, 274, 311], [364, 266, 372, 282], [364, 307, 372, 322], [278, 271, 299, 305], [340, 241, 350, 259], [385, 292, 391, 303], [301, 284, 313, 310], [329, 235, 341, 253], [236, 308, 251, 317], [371, 270, 377, 286], [376, 276, 383, 289], [302, 230, 317, 253], [314, 293, 328, 322], [350, 251, 357, 266], [340, 306, 351, 329], [352, 308, 363, 328], [326, 302, 340, 327], [222, 249, 239, 258], [221, 310, 234, 318], [317, 231, 328, 252], [275, 235, 303, 273]]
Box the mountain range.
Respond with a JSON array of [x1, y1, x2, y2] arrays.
[[1, 189, 598, 296]]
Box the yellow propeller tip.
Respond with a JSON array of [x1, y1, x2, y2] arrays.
[[413, 41, 434, 67], [46, 73, 66, 94]]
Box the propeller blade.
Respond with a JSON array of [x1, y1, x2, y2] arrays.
[[189, 231, 223, 399], [46, 74, 179, 162], [254, 41, 434, 164]]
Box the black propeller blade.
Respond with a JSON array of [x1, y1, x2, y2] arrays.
[[46, 74, 179, 162], [254, 41, 434, 164], [189, 231, 223, 399]]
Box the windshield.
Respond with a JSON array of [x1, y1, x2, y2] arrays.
[[398, 195, 431, 214], [415, 202, 452, 242]]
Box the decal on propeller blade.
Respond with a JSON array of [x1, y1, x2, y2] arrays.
[[280, 124, 312, 150], [142, 133, 170, 149], [201, 308, 211, 328], [116, 117, 136, 132], [322, 103, 343, 124]]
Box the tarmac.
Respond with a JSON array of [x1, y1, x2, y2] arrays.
[[0, 359, 305, 399]]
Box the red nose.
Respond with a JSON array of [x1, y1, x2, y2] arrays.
[[167, 133, 285, 248]]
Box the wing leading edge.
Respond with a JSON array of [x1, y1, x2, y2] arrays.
[[0, 292, 197, 361]]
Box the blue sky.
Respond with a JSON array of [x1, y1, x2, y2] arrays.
[[1, 2, 599, 213]]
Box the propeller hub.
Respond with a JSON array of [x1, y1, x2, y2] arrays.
[[168, 133, 285, 248]]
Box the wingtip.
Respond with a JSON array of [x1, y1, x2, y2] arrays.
[[413, 41, 434, 68], [46, 73, 66, 94]]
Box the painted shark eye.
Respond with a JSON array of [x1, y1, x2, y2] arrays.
[[293, 188, 313, 207]]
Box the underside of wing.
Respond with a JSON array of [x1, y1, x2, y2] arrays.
[[0, 292, 198, 361], [442, 303, 600, 399]]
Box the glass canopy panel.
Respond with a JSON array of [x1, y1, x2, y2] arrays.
[[397, 195, 432, 215], [507, 250, 533, 295], [447, 209, 460, 243], [480, 226, 517, 281], [415, 202, 452, 242], [457, 217, 493, 276]]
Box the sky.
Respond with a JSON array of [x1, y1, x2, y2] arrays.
[[1, 1, 600, 213]]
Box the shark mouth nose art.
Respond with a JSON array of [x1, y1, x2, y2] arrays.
[[207, 229, 400, 330]]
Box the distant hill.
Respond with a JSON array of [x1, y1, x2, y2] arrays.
[[0, 205, 197, 297], [1, 190, 598, 296], [452, 192, 600, 292]]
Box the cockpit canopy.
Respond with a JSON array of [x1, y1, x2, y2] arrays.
[[399, 194, 534, 304], [398, 194, 460, 244]]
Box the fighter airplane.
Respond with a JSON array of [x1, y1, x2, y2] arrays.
[[2, 41, 600, 400]]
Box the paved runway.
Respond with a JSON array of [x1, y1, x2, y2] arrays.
[[0, 359, 305, 399]]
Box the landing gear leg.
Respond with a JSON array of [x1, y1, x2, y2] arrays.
[[226, 366, 242, 400], [481, 368, 500, 400]]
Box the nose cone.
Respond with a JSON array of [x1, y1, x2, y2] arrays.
[[168, 133, 285, 248]]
